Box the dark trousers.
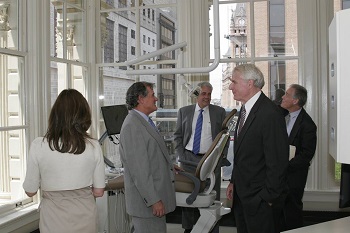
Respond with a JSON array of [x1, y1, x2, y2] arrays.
[[281, 167, 308, 231], [233, 190, 276, 233], [281, 189, 304, 230]]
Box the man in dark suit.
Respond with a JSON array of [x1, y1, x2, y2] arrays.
[[226, 64, 289, 233], [174, 81, 228, 233], [119, 82, 176, 233], [280, 84, 317, 230]]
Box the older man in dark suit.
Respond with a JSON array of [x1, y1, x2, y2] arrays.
[[119, 82, 176, 233], [174, 81, 228, 233], [280, 84, 317, 231], [226, 64, 289, 233]]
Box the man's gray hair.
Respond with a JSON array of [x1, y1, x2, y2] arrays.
[[197, 81, 213, 91], [290, 84, 308, 107], [233, 64, 265, 89]]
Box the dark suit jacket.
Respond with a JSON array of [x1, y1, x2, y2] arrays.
[[231, 93, 289, 214], [174, 104, 228, 161], [287, 108, 317, 189]]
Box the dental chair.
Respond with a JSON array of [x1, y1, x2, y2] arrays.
[[175, 109, 237, 233]]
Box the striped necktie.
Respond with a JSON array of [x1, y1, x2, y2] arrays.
[[192, 109, 204, 155], [237, 105, 246, 135]]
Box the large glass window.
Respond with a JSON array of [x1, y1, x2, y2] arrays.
[[0, 54, 27, 210], [211, 0, 298, 108], [50, 0, 86, 61], [343, 0, 350, 9], [0, 1, 29, 213], [98, 0, 178, 165], [50, 0, 88, 100], [0, 1, 19, 50]]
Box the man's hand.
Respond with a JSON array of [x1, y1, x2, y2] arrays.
[[226, 183, 234, 201], [152, 200, 165, 217], [173, 164, 184, 174]]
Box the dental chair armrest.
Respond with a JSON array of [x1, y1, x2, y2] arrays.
[[177, 170, 201, 205], [178, 159, 198, 169]]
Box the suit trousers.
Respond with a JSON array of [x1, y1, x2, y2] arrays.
[[132, 215, 166, 233], [233, 190, 276, 233], [180, 150, 221, 232], [282, 167, 309, 231]]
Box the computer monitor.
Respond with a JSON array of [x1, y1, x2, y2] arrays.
[[101, 104, 128, 136], [339, 163, 350, 208]]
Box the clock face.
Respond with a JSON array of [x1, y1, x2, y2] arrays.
[[238, 18, 245, 26]]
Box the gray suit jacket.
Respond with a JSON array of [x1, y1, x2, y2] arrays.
[[119, 110, 176, 218], [174, 104, 228, 161]]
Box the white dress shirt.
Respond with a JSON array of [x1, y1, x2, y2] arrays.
[[287, 108, 301, 136], [185, 104, 212, 154]]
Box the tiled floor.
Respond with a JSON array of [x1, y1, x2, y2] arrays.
[[167, 223, 237, 233]]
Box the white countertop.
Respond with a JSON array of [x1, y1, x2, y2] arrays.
[[283, 216, 350, 233]]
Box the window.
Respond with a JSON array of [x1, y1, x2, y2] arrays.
[[0, 54, 27, 210], [0, 1, 30, 214], [118, 24, 128, 70], [104, 19, 115, 63], [0, 1, 91, 221], [343, 0, 350, 8], [50, 0, 88, 102], [98, 0, 176, 105], [118, 0, 126, 8], [0, 1, 35, 218], [159, 14, 176, 109], [212, 1, 298, 109], [269, 0, 286, 93], [50, 0, 86, 62], [97, 1, 176, 133]]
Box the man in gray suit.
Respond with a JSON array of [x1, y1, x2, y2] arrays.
[[174, 81, 228, 233], [119, 82, 176, 233]]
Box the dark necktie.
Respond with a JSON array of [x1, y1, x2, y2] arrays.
[[148, 118, 158, 132], [192, 109, 204, 155], [237, 105, 246, 135]]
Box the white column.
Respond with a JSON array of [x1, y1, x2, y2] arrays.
[[297, 0, 334, 190], [176, 0, 211, 107]]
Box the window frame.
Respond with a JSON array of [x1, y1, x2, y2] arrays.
[[0, 1, 34, 215]]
